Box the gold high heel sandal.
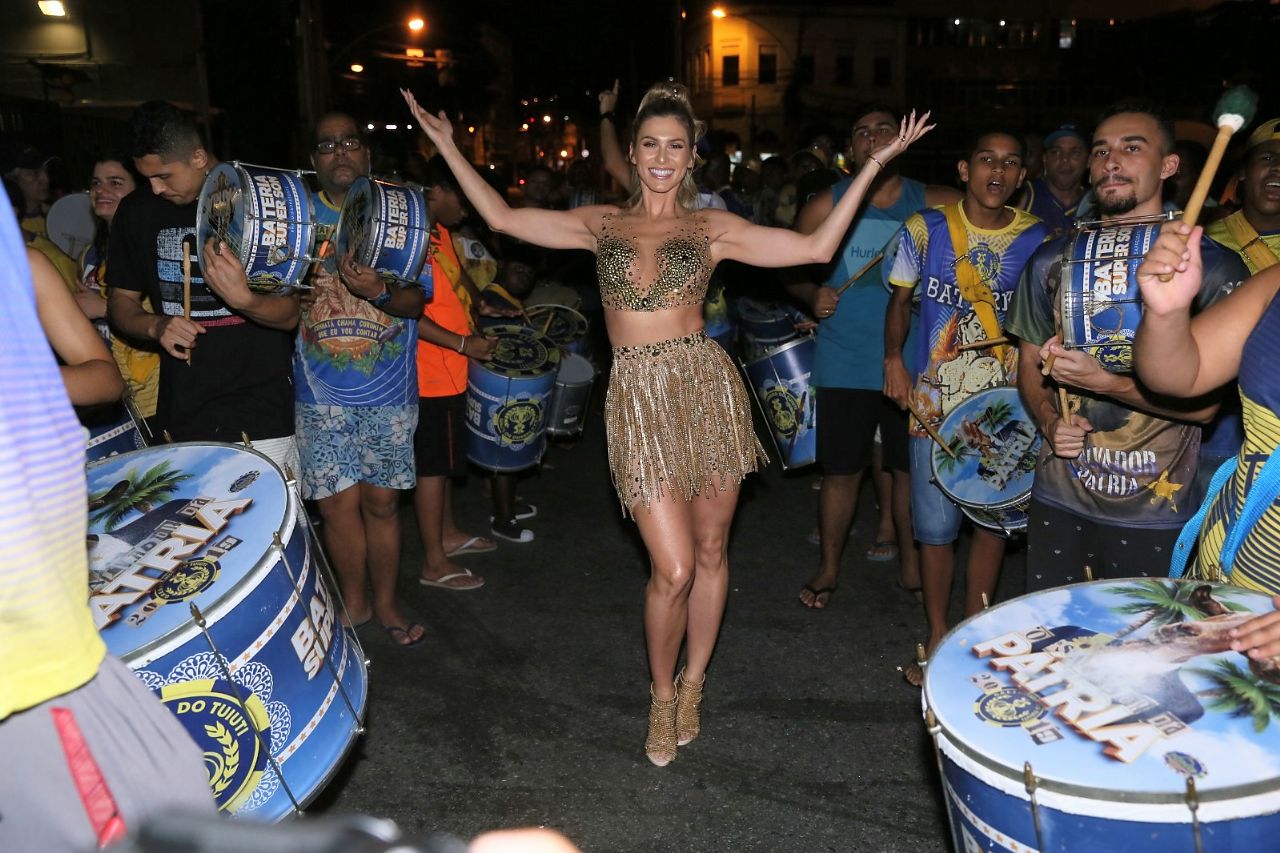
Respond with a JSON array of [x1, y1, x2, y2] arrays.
[[645, 687, 678, 767], [675, 668, 705, 747]]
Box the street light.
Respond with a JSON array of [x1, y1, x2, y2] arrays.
[[711, 6, 726, 18], [408, 17, 425, 32], [37, 0, 66, 15], [350, 63, 364, 73]]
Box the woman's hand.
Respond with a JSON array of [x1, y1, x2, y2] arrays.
[[401, 88, 455, 152], [598, 79, 620, 115], [1231, 597, 1280, 661], [870, 110, 935, 167]]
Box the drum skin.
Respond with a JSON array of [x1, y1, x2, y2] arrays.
[[196, 163, 315, 293], [1060, 221, 1161, 374], [738, 299, 800, 362], [87, 444, 367, 821], [923, 579, 1280, 852], [526, 303, 590, 356], [744, 336, 817, 470], [466, 325, 559, 471], [335, 177, 430, 286], [546, 353, 594, 438], [930, 386, 1040, 533]]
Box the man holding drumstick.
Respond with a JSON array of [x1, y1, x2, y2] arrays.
[[106, 101, 300, 473], [1006, 101, 1247, 593], [884, 129, 1047, 685], [787, 103, 960, 610], [295, 112, 435, 645]]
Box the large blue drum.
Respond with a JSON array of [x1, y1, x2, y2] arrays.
[[86, 443, 367, 821], [923, 578, 1280, 852], [1060, 218, 1167, 373], [335, 177, 431, 286], [930, 386, 1040, 534], [743, 336, 817, 470], [196, 162, 315, 294], [465, 325, 559, 471]]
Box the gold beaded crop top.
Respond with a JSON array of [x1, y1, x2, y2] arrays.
[[596, 212, 713, 311]]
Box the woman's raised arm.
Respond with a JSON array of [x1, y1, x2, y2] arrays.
[[709, 111, 934, 269], [402, 89, 602, 252]]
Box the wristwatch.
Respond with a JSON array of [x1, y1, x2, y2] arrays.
[[369, 283, 393, 309]]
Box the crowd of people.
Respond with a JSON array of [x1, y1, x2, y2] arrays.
[[4, 70, 1280, 842]]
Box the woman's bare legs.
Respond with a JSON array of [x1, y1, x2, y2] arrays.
[[631, 486, 740, 698]]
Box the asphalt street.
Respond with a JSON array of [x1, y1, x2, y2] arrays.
[[309, 405, 1028, 852]]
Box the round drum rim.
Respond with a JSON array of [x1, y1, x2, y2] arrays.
[[923, 579, 1280, 811], [929, 386, 1038, 515], [88, 441, 300, 671], [526, 303, 589, 347], [741, 333, 814, 370], [333, 176, 430, 284], [476, 323, 561, 379]]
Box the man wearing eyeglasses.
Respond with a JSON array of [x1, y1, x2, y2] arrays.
[[107, 101, 300, 473], [295, 112, 438, 647]]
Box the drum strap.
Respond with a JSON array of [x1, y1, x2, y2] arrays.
[[942, 204, 1011, 363], [1170, 443, 1280, 579], [1223, 211, 1280, 272]]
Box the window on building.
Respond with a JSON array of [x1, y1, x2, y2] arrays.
[[795, 54, 815, 84], [873, 54, 892, 87], [723, 54, 740, 86], [835, 54, 854, 86], [758, 46, 777, 85]]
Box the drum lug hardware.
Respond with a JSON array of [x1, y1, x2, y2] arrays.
[[915, 643, 928, 669], [1185, 777, 1203, 853], [188, 601, 304, 816], [980, 593, 990, 610], [1084, 564, 1095, 582], [162, 429, 174, 444], [241, 431, 254, 448], [1023, 762, 1046, 853]]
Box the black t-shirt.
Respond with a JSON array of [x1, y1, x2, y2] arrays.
[[108, 189, 294, 442]]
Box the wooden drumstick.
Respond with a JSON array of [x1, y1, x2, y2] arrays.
[[182, 236, 193, 365], [1058, 386, 1071, 426], [541, 310, 555, 335], [1158, 86, 1257, 282], [959, 336, 1009, 352], [833, 250, 885, 297], [908, 401, 956, 460]]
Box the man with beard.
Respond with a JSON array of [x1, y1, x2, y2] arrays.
[[1007, 101, 1248, 592], [294, 112, 436, 645], [1019, 124, 1089, 238]]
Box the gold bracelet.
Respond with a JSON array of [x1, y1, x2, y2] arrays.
[[456, 334, 468, 354], [867, 153, 885, 170]]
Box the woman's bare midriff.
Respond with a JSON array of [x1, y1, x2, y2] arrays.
[[601, 304, 706, 348]]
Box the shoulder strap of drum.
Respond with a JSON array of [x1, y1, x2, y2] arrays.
[[942, 203, 1010, 363], [1223, 211, 1280, 272]]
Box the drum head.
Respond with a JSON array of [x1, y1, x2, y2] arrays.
[[87, 443, 291, 663], [46, 192, 96, 260], [925, 579, 1280, 803], [526, 303, 588, 349], [197, 163, 248, 265], [557, 352, 595, 383], [930, 386, 1039, 511], [481, 324, 561, 378]]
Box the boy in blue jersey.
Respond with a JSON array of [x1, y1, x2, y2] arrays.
[[885, 131, 1048, 685], [787, 104, 961, 610]]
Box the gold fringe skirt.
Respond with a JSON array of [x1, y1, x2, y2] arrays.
[[606, 330, 767, 513]]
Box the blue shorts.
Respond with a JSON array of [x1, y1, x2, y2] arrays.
[[296, 403, 417, 500], [909, 436, 965, 545]]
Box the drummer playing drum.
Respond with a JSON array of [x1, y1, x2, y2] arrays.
[[1006, 100, 1248, 595]]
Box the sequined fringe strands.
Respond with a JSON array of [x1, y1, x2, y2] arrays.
[[605, 330, 767, 514]]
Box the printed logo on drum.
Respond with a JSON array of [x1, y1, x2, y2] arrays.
[[763, 383, 804, 438], [491, 395, 545, 450], [291, 574, 337, 680], [151, 556, 221, 603], [973, 687, 1047, 728], [230, 470, 260, 492], [160, 678, 271, 813], [1086, 335, 1135, 372]]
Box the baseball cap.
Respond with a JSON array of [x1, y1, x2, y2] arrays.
[[1043, 124, 1087, 148], [2, 145, 57, 175], [1244, 118, 1280, 151]]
